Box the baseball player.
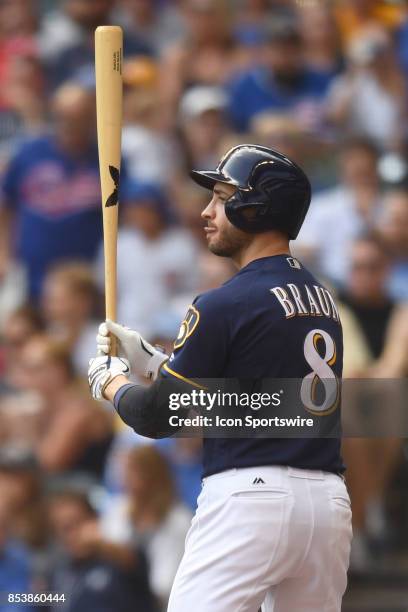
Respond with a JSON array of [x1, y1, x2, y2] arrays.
[[88, 144, 352, 611]]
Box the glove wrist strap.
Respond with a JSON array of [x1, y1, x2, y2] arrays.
[[146, 352, 169, 380]]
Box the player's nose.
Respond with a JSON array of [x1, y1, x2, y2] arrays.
[[201, 197, 216, 221]]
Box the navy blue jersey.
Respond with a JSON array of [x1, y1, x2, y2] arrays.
[[162, 255, 343, 477]]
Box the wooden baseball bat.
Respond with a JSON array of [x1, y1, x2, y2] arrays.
[[95, 26, 123, 356]]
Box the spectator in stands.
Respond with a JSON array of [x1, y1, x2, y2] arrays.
[[297, 2, 343, 77], [39, 0, 113, 59], [249, 113, 311, 166], [118, 0, 184, 55], [0, 0, 37, 38], [370, 303, 408, 377], [10, 336, 113, 478], [0, 449, 48, 587], [102, 182, 199, 336], [0, 0, 38, 100], [0, 0, 41, 182], [326, 28, 406, 149], [122, 58, 179, 187], [233, 0, 286, 43], [0, 304, 44, 389], [340, 235, 402, 568], [296, 137, 382, 286], [156, 438, 202, 511], [232, 0, 287, 70], [41, 263, 101, 376], [101, 446, 192, 609], [377, 188, 408, 301], [2, 51, 46, 141], [0, 83, 103, 300], [48, 490, 156, 612], [396, 0, 408, 81], [160, 0, 237, 124], [40, 0, 152, 89], [333, 0, 404, 46], [339, 234, 396, 358], [0, 501, 33, 612], [178, 85, 229, 170], [167, 246, 235, 329], [228, 17, 334, 132]]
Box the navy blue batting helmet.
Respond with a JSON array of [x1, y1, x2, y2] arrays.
[[190, 144, 311, 239]]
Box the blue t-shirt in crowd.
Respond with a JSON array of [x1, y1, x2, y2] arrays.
[[156, 438, 202, 511], [228, 66, 333, 132], [0, 541, 33, 612], [162, 255, 344, 477], [396, 19, 408, 78], [51, 557, 155, 612], [1, 136, 105, 297], [48, 32, 154, 89]]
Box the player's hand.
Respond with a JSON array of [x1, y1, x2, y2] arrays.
[[96, 320, 168, 381], [88, 355, 130, 401]]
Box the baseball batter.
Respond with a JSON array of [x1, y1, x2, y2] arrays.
[[88, 145, 352, 611]]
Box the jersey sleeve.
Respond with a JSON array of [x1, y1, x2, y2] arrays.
[[161, 293, 230, 384]]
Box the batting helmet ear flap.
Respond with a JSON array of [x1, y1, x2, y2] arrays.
[[224, 193, 271, 233], [191, 144, 311, 238]]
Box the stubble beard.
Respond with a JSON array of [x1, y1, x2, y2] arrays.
[[207, 224, 251, 258]]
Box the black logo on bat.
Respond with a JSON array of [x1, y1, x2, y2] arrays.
[[105, 165, 120, 207]]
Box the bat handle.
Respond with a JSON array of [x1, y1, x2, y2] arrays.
[[109, 334, 117, 357], [105, 252, 117, 356], [106, 301, 117, 357]]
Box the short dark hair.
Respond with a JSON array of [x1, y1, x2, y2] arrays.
[[265, 18, 302, 46], [353, 230, 391, 259], [7, 304, 44, 333], [48, 490, 97, 518], [340, 136, 379, 160]]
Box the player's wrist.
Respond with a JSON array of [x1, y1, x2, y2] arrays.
[[103, 374, 131, 401], [88, 356, 130, 401]]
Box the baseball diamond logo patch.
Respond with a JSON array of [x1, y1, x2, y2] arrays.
[[105, 165, 120, 207], [174, 305, 200, 350]]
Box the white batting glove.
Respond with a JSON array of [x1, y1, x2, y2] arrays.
[[96, 320, 168, 381], [88, 355, 130, 401]]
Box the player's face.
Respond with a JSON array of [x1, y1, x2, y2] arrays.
[[201, 182, 251, 258]]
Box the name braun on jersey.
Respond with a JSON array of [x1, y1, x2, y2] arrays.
[[270, 283, 340, 322]]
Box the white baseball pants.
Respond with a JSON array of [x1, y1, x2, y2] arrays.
[[167, 465, 352, 612]]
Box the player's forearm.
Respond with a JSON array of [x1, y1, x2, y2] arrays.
[[108, 377, 173, 438], [106, 375, 189, 439]]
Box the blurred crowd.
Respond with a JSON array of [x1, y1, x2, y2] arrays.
[[0, 0, 408, 609]]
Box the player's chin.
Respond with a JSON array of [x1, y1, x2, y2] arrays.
[[207, 237, 235, 258]]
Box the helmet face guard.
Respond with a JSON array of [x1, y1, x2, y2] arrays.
[[190, 144, 311, 239]]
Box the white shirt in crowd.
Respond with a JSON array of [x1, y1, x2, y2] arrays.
[[72, 321, 100, 377], [295, 186, 382, 286], [97, 227, 199, 337], [122, 126, 180, 187], [327, 72, 401, 148]]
